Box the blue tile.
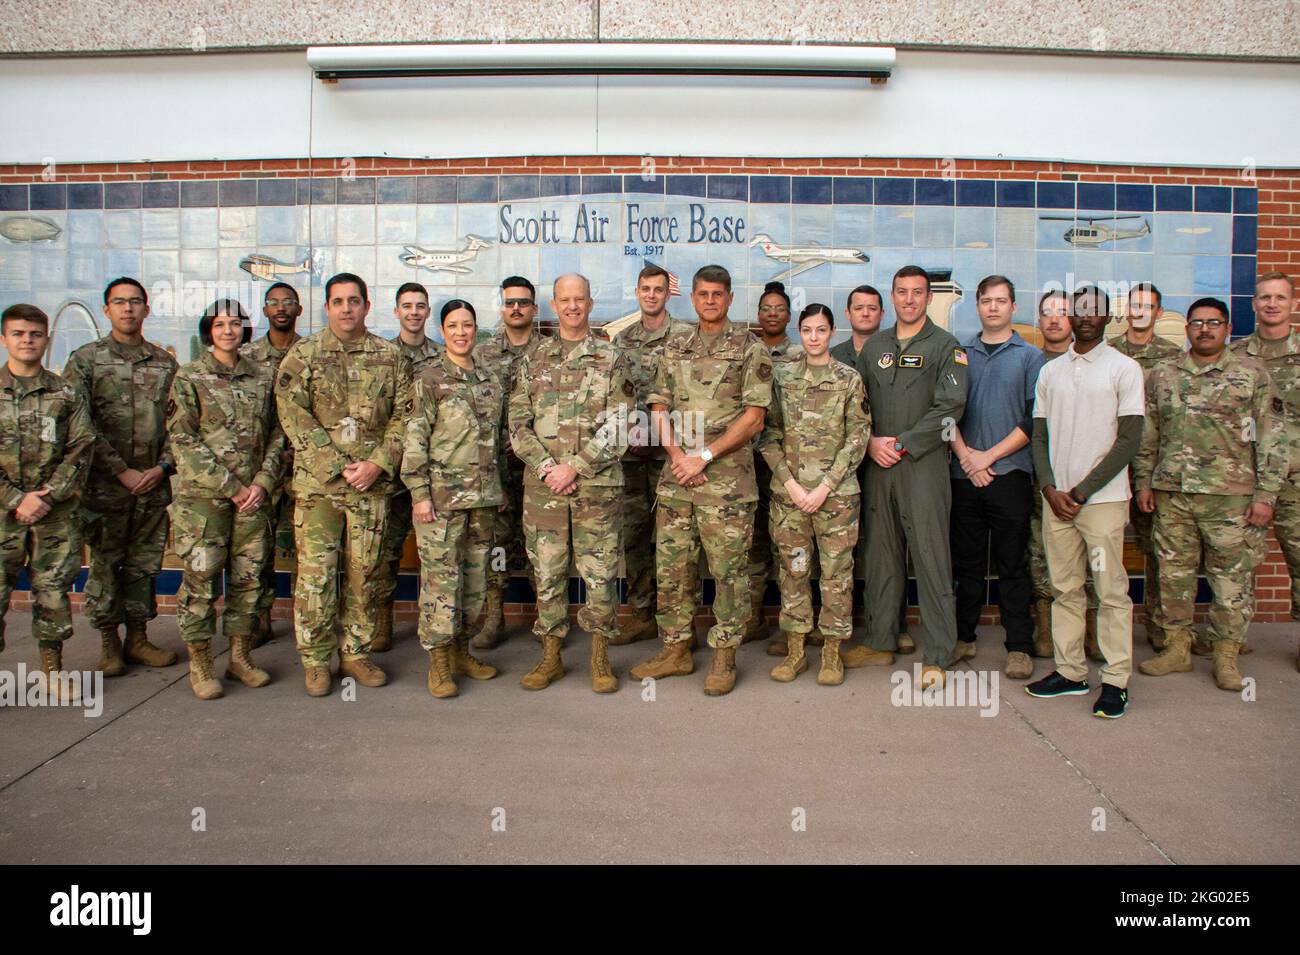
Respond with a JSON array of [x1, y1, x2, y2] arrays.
[[1076, 182, 1115, 210], [1037, 181, 1075, 209], [141, 181, 178, 207], [257, 178, 297, 205], [874, 177, 914, 205], [915, 179, 954, 206], [750, 176, 790, 204], [832, 177, 872, 204], [180, 181, 217, 207], [1230, 296, 1255, 338], [666, 175, 706, 198], [29, 183, 66, 210], [1116, 184, 1153, 211], [539, 174, 581, 198], [791, 177, 831, 204], [1231, 256, 1258, 296], [104, 182, 141, 209], [1156, 185, 1193, 211], [582, 174, 622, 196], [500, 175, 540, 200], [1233, 188, 1258, 214], [996, 180, 1034, 208], [0, 184, 27, 211], [1195, 186, 1231, 213], [375, 176, 417, 203], [337, 177, 377, 204], [68, 183, 102, 209], [623, 174, 664, 195], [219, 179, 257, 206], [955, 179, 995, 207], [1232, 215, 1257, 255], [415, 176, 455, 203], [708, 176, 748, 201]]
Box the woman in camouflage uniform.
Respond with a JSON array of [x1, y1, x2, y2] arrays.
[[402, 300, 506, 699], [759, 303, 870, 686], [167, 300, 286, 700]]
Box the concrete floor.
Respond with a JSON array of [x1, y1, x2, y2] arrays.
[[1, 615, 1296, 865]]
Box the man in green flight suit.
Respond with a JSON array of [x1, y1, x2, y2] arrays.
[[849, 265, 969, 689]]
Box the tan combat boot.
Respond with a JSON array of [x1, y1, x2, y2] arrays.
[[124, 621, 178, 668], [187, 641, 224, 700], [304, 664, 331, 697], [426, 645, 458, 699], [1033, 597, 1055, 658], [770, 633, 807, 683], [227, 634, 271, 688], [950, 640, 977, 667], [1191, 632, 1213, 656], [452, 638, 498, 680], [703, 646, 737, 696], [1139, 629, 1192, 676], [250, 609, 273, 649], [610, 610, 657, 646], [590, 633, 618, 694], [766, 634, 788, 657], [521, 635, 565, 690], [38, 644, 80, 704], [98, 627, 126, 677], [920, 664, 945, 690], [1084, 609, 1104, 663], [629, 641, 695, 680], [470, 583, 506, 650], [371, 599, 395, 653], [817, 638, 845, 687], [842, 644, 895, 668], [1212, 641, 1245, 691], [896, 631, 916, 654], [340, 654, 388, 687]]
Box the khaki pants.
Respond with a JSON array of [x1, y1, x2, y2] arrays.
[[1044, 499, 1132, 688]]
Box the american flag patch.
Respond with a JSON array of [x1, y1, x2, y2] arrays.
[[954, 348, 968, 366]]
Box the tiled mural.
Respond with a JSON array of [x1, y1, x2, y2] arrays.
[[0, 174, 1260, 370]]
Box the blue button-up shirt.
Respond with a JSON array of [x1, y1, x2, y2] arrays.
[[951, 330, 1046, 479]]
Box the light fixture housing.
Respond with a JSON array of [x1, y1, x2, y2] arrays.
[[307, 42, 894, 81]]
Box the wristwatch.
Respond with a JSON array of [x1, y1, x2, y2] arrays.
[[893, 440, 905, 454], [699, 447, 714, 465]]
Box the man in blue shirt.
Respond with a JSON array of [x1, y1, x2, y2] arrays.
[[949, 275, 1046, 679]]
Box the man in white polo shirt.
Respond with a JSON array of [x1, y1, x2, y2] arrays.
[[1027, 285, 1145, 719]]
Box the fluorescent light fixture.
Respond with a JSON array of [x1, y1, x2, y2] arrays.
[[307, 43, 894, 81]]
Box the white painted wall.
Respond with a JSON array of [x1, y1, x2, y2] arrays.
[[2, 49, 1297, 167]]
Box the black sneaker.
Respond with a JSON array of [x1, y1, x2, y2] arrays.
[[1025, 671, 1090, 698], [1092, 684, 1128, 719]]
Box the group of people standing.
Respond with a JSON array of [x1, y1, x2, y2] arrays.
[[0, 262, 1295, 720]]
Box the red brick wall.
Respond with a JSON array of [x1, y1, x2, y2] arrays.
[[2, 155, 1294, 625]]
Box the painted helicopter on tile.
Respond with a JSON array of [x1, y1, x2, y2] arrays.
[[748, 233, 870, 280], [1040, 214, 1150, 247], [399, 235, 492, 273]]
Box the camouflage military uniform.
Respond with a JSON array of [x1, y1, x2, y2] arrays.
[[477, 326, 544, 602], [1134, 349, 1286, 647], [401, 354, 505, 648], [758, 356, 870, 641], [748, 336, 802, 619], [0, 368, 94, 651], [274, 328, 413, 665], [240, 332, 300, 621], [1231, 329, 1300, 621], [167, 352, 286, 643], [508, 333, 631, 643], [615, 314, 690, 618], [378, 335, 444, 614], [63, 336, 178, 629], [649, 321, 773, 649], [1111, 333, 1183, 639]]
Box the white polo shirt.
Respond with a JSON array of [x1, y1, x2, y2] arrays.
[[1033, 340, 1144, 505]]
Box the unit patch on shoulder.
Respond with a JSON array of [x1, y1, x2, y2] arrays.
[[954, 348, 969, 366], [878, 352, 895, 369], [899, 355, 924, 369], [757, 361, 773, 382]]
